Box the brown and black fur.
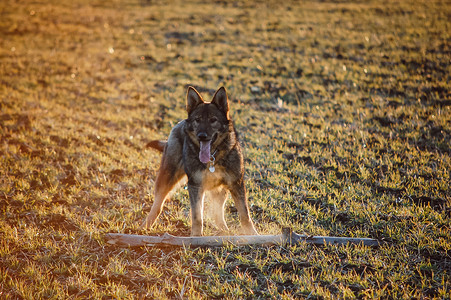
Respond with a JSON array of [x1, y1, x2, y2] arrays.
[[142, 86, 258, 236]]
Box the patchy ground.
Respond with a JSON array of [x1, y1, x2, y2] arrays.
[[0, 0, 449, 298]]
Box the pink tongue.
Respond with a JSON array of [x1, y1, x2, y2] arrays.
[[199, 141, 211, 164]]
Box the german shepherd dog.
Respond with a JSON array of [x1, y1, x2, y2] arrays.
[[142, 86, 258, 236]]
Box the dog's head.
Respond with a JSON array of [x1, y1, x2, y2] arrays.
[[186, 86, 230, 163]]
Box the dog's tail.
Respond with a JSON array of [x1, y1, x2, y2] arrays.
[[145, 140, 166, 152]]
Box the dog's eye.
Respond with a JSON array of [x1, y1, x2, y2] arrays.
[[209, 117, 218, 123]]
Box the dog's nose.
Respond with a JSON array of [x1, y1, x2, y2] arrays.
[[197, 132, 208, 140]]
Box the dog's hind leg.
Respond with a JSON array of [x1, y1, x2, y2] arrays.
[[207, 187, 229, 234], [141, 166, 185, 229]]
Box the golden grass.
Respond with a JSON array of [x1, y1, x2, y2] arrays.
[[1, 0, 449, 298]]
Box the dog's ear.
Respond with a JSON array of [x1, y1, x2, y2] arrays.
[[211, 87, 230, 119], [186, 86, 204, 115]]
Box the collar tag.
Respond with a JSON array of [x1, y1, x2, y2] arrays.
[[208, 151, 216, 173]]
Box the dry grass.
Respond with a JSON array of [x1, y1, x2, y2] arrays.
[[1, 0, 450, 298]]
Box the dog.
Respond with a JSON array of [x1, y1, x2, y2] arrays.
[[142, 86, 258, 236]]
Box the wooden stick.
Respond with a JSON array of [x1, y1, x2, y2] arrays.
[[105, 228, 379, 248]]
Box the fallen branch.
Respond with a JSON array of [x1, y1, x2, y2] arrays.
[[105, 228, 379, 248]]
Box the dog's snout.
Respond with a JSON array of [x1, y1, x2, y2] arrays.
[[197, 132, 208, 140]]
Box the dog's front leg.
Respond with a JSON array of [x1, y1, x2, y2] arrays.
[[230, 182, 258, 235], [187, 182, 205, 236]]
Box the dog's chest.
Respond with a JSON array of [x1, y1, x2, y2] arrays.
[[193, 165, 229, 190]]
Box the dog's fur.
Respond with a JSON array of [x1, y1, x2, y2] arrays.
[[142, 86, 258, 236]]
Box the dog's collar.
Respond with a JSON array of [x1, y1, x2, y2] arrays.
[[208, 149, 217, 173]]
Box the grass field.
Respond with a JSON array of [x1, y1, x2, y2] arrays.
[[0, 0, 450, 298]]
